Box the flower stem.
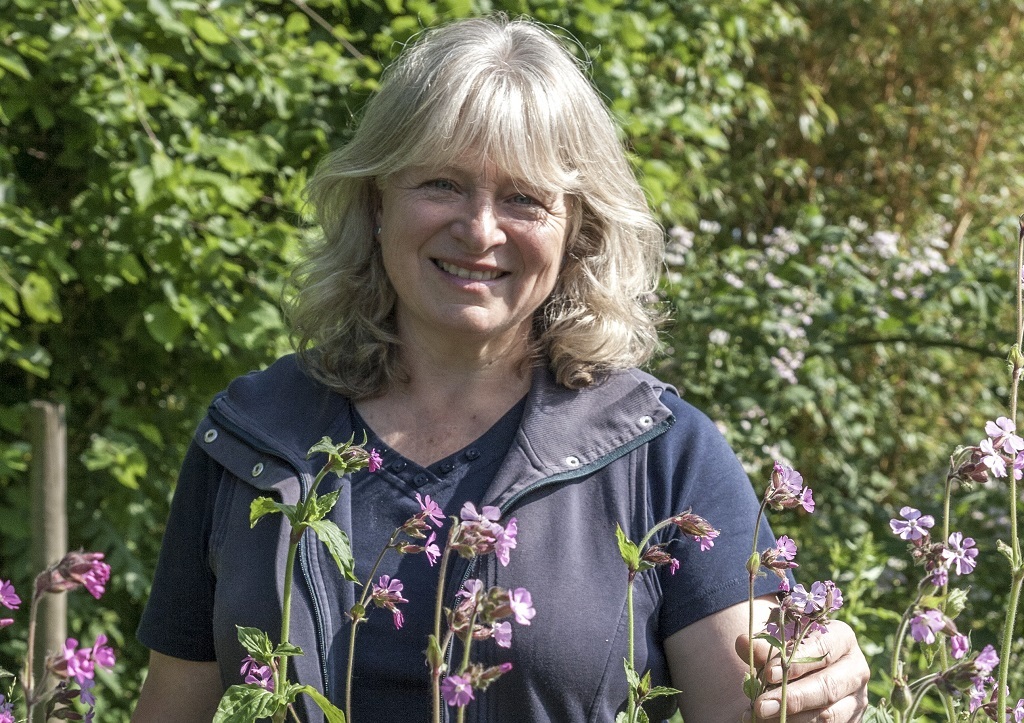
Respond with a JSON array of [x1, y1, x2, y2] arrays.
[[626, 577, 636, 721], [278, 531, 301, 697], [997, 214, 1024, 720], [23, 590, 41, 719], [431, 534, 457, 723], [747, 503, 768, 687], [345, 531, 400, 723]]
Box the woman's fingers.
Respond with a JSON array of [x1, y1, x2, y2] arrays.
[[737, 620, 870, 722]]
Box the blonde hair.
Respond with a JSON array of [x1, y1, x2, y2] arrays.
[[290, 15, 664, 397]]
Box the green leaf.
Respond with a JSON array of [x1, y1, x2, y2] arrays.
[[742, 671, 762, 702], [213, 684, 280, 723], [251, 497, 298, 527], [271, 642, 304, 658], [194, 16, 230, 44], [236, 625, 274, 661], [623, 658, 640, 688], [307, 519, 357, 581], [641, 685, 681, 700], [945, 587, 969, 619], [309, 489, 341, 523], [299, 686, 347, 723], [20, 272, 61, 323], [789, 653, 827, 664], [615, 524, 640, 570], [0, 49, 30, 80], [143, 302, 184, 348], [129, 165, 155, 206]]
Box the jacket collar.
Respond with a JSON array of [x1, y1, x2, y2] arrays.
[[207, 355, 674, 503]]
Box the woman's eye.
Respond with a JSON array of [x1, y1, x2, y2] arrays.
[[511, 193, 539, 206], [426, 178, 457, 191]]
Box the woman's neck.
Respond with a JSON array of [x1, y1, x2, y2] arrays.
[[354, 342, 533, 467]]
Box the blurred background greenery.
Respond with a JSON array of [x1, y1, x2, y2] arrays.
[[2, 0, 1023, 718]]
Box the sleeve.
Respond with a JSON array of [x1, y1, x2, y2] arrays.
[[648, 391, 789, 639], [136, 438, 220, 661]]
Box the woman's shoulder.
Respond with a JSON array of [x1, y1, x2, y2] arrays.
[[199, 354, 352, 465]]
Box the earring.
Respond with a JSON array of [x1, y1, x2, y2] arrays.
[[373, 225, 382, 237]]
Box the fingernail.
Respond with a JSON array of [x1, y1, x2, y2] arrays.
[[768, 666, 783, 684], [759, 700, 780, 718]]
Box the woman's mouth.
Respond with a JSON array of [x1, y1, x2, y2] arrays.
[[434, 259, 506, 281]]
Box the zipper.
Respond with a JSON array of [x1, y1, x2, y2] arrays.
[[208, 404, 334, 701], [440, 416, 673, 721]]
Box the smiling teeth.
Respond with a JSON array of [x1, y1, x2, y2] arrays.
[[436, 260, 502, 281]]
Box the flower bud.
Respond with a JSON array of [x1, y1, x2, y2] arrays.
[[891, 678, 912, 713]]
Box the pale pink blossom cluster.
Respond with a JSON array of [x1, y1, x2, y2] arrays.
[[764, 462, 815, 513], [448, 502, 518, 566], [889, 506, 978, 587], [975, 416, 1024, 481], [35, 550, 111, 600], [46, 635, 116, 686]]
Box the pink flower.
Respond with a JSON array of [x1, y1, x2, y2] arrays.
[[0, 694, 13, 723], [367, 448, 383, 473], [765, 462, 815, 513], [241, 655, 274, 690], [0, 580, 19, 610], [492, 621, 512, 648], [800, 487, 815, 513], [460, 502, 501, 524], [0, 619, 12, 628], [776, 535, 798, 560], [950, 633, 969, 660], [91, 634, 116, 668], [37, 551, 111, 599], [943, 532, 979, 575], [1012, 698, 1024, 723], [788, 582, 826, 614], [423, 532, 440, 566], [441, 674, 475, 707], [494, 517, 518, 566], [975, 644, 999, 676], [694, 528, 720, 551], [370, 575, 409, 629], [910, 609, 945, 644], [56, 638, 95, 684], [889, 506, 935, 541], [415, 493, 444, 528], [668, 558, 680, 575], [980, 439, 1008, 478], [985, 417, 1024, 454], [508, 588, 536, 625]]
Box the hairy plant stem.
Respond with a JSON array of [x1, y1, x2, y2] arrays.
[[937, 476, 956, 722], [273, 532, 301, 723], [345, 531, 399, 723], [997, 214, 1024, 720], [747, 503, 769, 692], [431, 534, 457, 723], [625, 518, 679, 722], [22, 590, 42, 720], [626, 576, 637, 721]]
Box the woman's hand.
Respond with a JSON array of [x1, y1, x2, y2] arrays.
[[666, 597, 868, 723], [736, 619, 869, 722]]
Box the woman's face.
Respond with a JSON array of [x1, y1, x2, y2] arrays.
[[376, 157, 570, 354]]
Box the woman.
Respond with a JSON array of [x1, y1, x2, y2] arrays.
[[133, 15, 868, 722]]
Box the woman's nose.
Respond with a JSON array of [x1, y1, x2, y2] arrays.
[[458, 195, 506, 250]]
